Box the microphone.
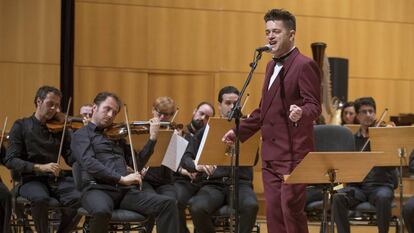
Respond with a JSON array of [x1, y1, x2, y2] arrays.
[[256, 44, 272, 53]]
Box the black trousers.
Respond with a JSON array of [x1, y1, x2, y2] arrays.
[[174, 179, 202, 233], [0, 179, 11, 233], [142, 181, 178, 232], [19, 176, 81, 233], [189, 181, 258, 233], [403, 195, 414, 233], [81, 186, 179, 233], [332, 185, 394, 233]]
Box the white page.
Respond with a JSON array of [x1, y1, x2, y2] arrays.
[[162, 133, 188, 172], [195, 123, 210, 165]]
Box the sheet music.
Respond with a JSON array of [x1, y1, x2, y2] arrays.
[[162, 133, 189, 172], [195, 123, 210, 165]]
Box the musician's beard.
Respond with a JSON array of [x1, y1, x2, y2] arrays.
[[191, 119, 204, 131]]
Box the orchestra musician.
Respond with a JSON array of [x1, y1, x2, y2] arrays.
[[332, 97, 397, 233], [183, 86, 259, 233], [174, 101, 215, 233], [70, 92, 178, 233], [403, 150, 414, 233], [141, 96, 180, 232], [0, 142, 12, 233], [4, 86, 81, 233], [222, 9, 321, 233]]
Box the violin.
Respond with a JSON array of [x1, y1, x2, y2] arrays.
[[104, 121, 183, 140], [46, 112, 85, 133]]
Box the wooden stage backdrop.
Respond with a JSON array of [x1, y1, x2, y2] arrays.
[[1, 1, 414, 207]]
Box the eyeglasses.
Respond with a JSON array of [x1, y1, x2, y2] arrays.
[[358, 109, 375, 115]]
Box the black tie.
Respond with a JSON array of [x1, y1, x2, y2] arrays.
[[273, 48, 294, 64]]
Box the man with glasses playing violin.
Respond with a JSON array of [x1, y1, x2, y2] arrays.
[[332, 97, 397, 233], [71, 92, 178, 233], [4, 85, 81, 233]]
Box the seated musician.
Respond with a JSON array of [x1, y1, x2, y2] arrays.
[[403, 150, 414, 233], [332, 97, 397, 233], [141, 96, 180, 232], [79, 103, 93, 125], [181, 86, 259, 233], [4, 86, 81, 233], [70, 92, 178, 233], [1, 144, 12, 233], [174, 101, 215, 233], [341, 101, 357, 125]]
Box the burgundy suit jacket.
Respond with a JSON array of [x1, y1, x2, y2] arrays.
[[239, 48, 321, 163]]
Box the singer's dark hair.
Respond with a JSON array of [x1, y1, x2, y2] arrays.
[[354, 97, 376, 113], [218, 86, 239, 103], [264, 9, 296, 31]]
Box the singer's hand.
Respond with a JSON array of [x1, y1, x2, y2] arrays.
[[222, 129, 236, 145], [289, 105, 302, 123]]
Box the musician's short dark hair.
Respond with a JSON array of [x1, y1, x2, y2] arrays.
[[264, 9, 296, 31], [34, 86, 62, 107], [93, 92, 122, 112], [218, 86, 239, 103], [196, 101, 215, 117], [354, 97, 376, 113]]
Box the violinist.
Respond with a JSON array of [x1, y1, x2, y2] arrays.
[[183, 86, 259, 233], [1, 140, 12, 233], [332, 97, 397, 233], [79, 103, 93, 125], [4, 86, 81, 233], [70, 92, 178, 233]]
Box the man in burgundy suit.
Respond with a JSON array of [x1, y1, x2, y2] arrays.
[[223, 9, 321, 233]]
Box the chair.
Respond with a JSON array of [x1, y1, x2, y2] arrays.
[[306, 125, 400, 233], [305, 125, 356, 217], [71, 162, 148, 233], [188, 202, 260, 233]]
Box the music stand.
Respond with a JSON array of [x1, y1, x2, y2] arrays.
[[369, 126, 414, 233], [285, 151, 381, 233], [196, 118, 260, 166], [131, 130, 174, 167], [195, 118, 260, 233]]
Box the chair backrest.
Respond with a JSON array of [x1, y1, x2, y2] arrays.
[[314, 125, 356, 152], [71, 162, 82, 190]]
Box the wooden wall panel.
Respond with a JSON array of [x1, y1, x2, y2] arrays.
[[0, 0, 60, 63], [74, 68, 149, 121], [147, 73, 215, 124], [0, 63, 60, 129], [146, 8, 221, 71], [348, 78, 412, 117], [75, 2, 148, 68]]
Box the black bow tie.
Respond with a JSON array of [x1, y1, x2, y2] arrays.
[[273, 49, 295, 63]]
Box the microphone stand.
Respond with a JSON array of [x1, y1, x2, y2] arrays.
[[227, 50, 264, 233]]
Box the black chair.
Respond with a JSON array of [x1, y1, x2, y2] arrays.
[[71, 162, 148, 233], [6, 164, 68, 233], [305, 125, 356, 217], [188, 202, 260, 233], [306, 125, 400, 233]]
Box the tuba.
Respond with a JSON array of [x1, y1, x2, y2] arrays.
[[311, 42, 342, 125]]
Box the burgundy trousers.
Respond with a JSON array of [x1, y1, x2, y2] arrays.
[[262, 160, 308, 233]]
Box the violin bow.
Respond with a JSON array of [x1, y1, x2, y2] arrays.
[[0, 117, 8, 148], [241, 93, 250, 113], [56, 97, 72, 166], [360, 108, 388, 152], [123, 104, 138, 173]]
